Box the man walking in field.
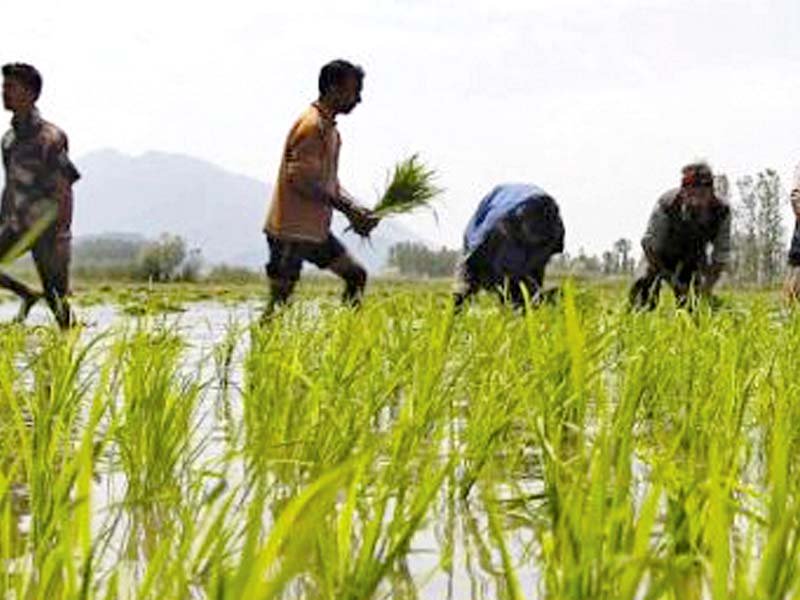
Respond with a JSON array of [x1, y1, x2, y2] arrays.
[[453, 183, 565, 309], [263, 59, 378, 313], [784, 163, 800, 300], [1, 63, 80, 328], [629, 162, 731, 309]]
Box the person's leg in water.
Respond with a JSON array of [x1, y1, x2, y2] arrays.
[[31, 225, 73, 329], [266, 277, 297, 311], [328, 252, 367, 307], [296, 234, 367, 307], [630, 263, 664, 310], [0, 223, 41, 322], [263, 235, 303, 318], [669, 259, 701, 309], [0, 273, 40, 322]]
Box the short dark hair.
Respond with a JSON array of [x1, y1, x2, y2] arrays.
[[681, 161, 714, 188], [318, 60, 364, 96], [2, 63, 43, 100]]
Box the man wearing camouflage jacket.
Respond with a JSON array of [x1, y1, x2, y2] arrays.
[[1, 63, 80, 328]]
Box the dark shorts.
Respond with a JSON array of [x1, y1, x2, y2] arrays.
[[0, 220, 71, 295], [266, 233, 347, 282]]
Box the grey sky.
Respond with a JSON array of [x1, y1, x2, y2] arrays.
[[2, 0, 798, 254]]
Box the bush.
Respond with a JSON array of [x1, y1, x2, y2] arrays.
[[136, 234, 202, 282], [205, 264, 262, 285]]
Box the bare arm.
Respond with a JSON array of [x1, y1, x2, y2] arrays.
[[331, 185, 365, 215], [282, 117, 377, 234], [44, 131, 80, 232], [283, 120, 365, 217]]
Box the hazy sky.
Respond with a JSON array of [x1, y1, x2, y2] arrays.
[[2, 0, 799, 254]]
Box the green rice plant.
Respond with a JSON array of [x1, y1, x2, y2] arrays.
[[108, 323, 203, 564], [372, 154, 442, 220], [0, 328, 113, 599], [5, 280, 800, 598]]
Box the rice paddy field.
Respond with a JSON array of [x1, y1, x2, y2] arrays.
[[2, 278, 800, 599]]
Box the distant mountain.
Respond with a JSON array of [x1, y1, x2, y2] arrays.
[[73, 149, 428, 271]]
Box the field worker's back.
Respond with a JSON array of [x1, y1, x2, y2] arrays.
[[463, 183, 564, 277]]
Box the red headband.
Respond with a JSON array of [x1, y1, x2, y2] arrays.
[[682, 170, 713, 188]]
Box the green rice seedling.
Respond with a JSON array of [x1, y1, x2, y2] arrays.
[[0, 329, 113, 599], [108, 323, 203, 564], [372, 154, 442, 220], [483, 483, 525, 600], [4, 279, 800, 598]]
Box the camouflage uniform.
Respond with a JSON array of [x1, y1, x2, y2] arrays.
[[454, 184, 565, 309], [0, 108, 80, 327], [630, 187, 731, 308]]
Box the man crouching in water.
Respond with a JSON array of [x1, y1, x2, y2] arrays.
[[453, 183, 565, 310], [630, 162, 731, 309]]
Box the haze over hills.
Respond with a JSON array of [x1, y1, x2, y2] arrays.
[[73, 149, 432, 272]]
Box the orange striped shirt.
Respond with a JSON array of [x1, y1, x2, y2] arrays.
[[264, 103, 340, 242]]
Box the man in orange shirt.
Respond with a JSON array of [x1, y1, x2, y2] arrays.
[[263, 59, 378, 312]]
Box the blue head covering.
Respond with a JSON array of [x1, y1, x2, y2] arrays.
[[464, 183, 551, 254]]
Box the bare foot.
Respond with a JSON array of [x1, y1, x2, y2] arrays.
[[13, 293, 40, 324]]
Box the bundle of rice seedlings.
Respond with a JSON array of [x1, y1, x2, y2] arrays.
[[373, 154, 443, 219]]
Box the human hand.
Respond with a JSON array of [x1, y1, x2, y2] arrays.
[[348, 208, 380, 237]]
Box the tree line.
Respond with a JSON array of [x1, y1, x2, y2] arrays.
[[68, 233, 203, 282]]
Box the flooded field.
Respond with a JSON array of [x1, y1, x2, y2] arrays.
[[1, 282, 799, 599]]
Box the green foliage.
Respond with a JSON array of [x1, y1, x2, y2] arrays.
[[2, 283, 800, 598], [733, 170, 786, 285], [205, 264, 262, 285], [73, 234, 147, 267], [136, 233, 190, 282], [387, 241, 459, 278], [60, 233, 206, 284], [373, 154, 443, 219]]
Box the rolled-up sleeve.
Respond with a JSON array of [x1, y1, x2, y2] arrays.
[[711, 209, 732, 267], [42, 131, 79, 234], [642, 203, 669, 256], [45, 134, 80, 184]]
